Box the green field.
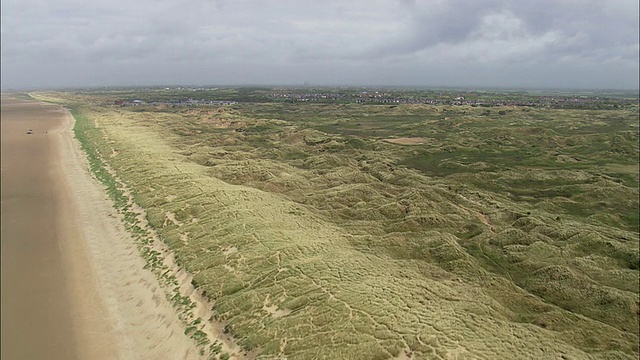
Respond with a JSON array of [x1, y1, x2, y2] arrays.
[[32, 89, 639, 359]]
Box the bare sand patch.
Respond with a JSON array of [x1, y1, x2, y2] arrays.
[[383, 137, 428, 145]]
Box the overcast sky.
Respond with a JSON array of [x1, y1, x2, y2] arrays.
[[1, 0, 638, 90]]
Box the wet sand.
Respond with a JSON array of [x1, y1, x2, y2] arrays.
[[1, 95, 203, 359], [1, 96, 105, 359]]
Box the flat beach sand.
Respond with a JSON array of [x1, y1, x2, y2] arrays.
[[1, 95, 203, 359]]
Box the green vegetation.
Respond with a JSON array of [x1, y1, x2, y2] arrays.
[[36, 89, 639, 359]]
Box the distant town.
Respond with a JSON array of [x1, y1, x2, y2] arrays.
[[268, 89, 639, 109], [104, 86, 639, 110], [114, 99, 238, 106]]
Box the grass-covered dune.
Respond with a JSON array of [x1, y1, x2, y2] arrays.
[[34, 91, 639, 359]]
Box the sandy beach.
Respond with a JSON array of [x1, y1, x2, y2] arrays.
[[1, 95, 204, 359]]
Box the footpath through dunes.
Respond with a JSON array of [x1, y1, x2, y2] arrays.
[[70, 103, 638, 359], [1, 95, 207, 359]]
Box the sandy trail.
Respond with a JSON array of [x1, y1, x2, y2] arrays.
[[1, 95, 204, 359]]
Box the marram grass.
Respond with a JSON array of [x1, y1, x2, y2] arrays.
[[43, 91, 639, 360]]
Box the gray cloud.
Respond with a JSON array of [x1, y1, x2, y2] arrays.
[[1, 0, 637, 89], [370, 0, 638, 62]]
